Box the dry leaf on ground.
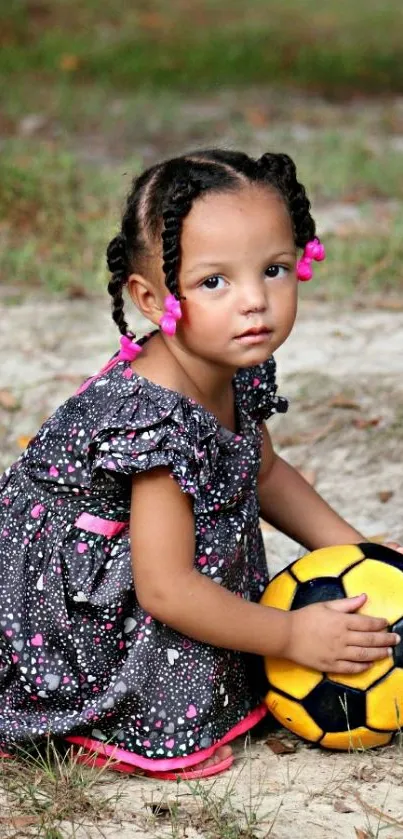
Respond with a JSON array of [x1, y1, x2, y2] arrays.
[[353, 416, 381, 429], [378, 490, 394, 503], [274, 420, 337, 447], [0, 389, 18, 411], [265, 737, 295, 755], [328, 394, 360, 410], [333, 798, 355, 814], [0, 815, 39, 827], [17, 434, 32, 449]]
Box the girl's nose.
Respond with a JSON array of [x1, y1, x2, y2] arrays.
[[239, 282, 267, 315]]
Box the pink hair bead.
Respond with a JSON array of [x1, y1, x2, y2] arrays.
[[296, 259, 313, 281], [296, 238, 326, 282], [160, 294, 182, 335], [305, 239, 326, 261], [160, 313, 177, 336], [119, 335, 142, 360]]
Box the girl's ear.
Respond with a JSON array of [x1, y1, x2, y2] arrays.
[[127, 274, 163, 325]]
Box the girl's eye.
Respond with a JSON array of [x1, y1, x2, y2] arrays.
[[265, 265, 289, 279], [201, 275, 227, 290]]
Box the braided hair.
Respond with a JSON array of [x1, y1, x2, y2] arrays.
[[106, 149, 316, 336]]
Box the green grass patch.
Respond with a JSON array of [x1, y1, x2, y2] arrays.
[[2, 0, 403, 95], [306, 214, 403, 299], [0, 141, 135, 294], [247, 129, 403, 202], [0, 739, 121, 836], [1, 138, 403, 297]]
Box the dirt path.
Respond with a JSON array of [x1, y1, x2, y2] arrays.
[[0, 291, 403, 837]]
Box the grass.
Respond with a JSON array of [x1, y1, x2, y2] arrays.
[[142, 735, 403, 839], [1, 4, 403, 301], [317, 215, 403, 299], [143, 742, 282, 839], [1, 127, 403, 298], [0, 737, 282, 839], [0, 739, 121, 837], [2, 0, 403, 95], [0, 715, 402, 837], [0, 141, 124, 294]]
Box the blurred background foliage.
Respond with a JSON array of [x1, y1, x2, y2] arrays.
[[1, 0, 403, 300], [3, 0, 403, 93]]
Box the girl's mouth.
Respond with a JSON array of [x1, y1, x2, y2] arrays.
[[234, 327, 271, 344]]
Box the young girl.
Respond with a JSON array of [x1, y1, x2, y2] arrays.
[[0, 149, 401, 781]]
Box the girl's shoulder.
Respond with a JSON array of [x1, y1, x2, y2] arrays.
[[91, 358, 219, 440], [234, 355, 288, 423], [87, 361, 220, 499]]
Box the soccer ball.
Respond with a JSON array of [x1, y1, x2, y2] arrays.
[[261, 543, 403, 750]]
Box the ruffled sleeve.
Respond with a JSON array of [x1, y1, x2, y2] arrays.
[[234, 355, 288, 423], [88, 380, 219, 505]]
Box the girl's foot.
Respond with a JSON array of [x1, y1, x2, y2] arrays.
[[67, 736, 234, 779], [190, 744, 232, 771], [161, 744, 234, 780]]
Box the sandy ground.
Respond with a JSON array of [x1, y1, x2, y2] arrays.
[[0, 290, 403, 837]]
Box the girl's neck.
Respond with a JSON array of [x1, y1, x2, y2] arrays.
[[132, 332, 237, 425]]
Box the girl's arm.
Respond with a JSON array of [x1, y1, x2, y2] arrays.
[[130, 468, 397, 673], [257, 424, 364, 550], [130, 467, 289, 657]]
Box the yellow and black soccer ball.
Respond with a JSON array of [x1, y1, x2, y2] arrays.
[[261, 543, 403, 750]]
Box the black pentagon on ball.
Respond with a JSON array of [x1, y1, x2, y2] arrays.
[[291, 577, 345, 610], [303, 679, 366, 732], [392, 617, 403, 668], [359, 542, 403, 571]]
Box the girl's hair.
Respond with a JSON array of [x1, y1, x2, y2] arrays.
[[106, 149, 316, 336]]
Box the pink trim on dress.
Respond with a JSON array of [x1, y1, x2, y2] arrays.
[[74, 513, 128, 538], [65, 702, 267, 771]]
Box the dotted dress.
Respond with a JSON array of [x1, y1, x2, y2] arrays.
[[0, 333, 287, 770]]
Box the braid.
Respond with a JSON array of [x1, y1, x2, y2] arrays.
[[161, 178, 201, 298], [256, 153, 316, 248], [105, 164, 162, 336], [106, 234, 130, 336]]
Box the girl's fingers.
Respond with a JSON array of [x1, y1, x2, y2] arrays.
[[347, 631, 399, 649], [326, 593, 367, 613], [383, 542, 403, 554], [330, 661, 371, 674], [344, 645, 393, 663], [347, 614, 388, 632]]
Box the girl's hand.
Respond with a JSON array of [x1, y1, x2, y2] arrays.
[[283, 593, 400, 674], [383, 541, 403, 555]]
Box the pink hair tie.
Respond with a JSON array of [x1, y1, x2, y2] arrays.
[[296, 238, 326, 282], [74, 335, 142, 395], [160, 294, 182, 336], [118, 335, 142, 361]]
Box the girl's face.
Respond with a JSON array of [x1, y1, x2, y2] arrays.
[[172, 184, 298, 371]]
